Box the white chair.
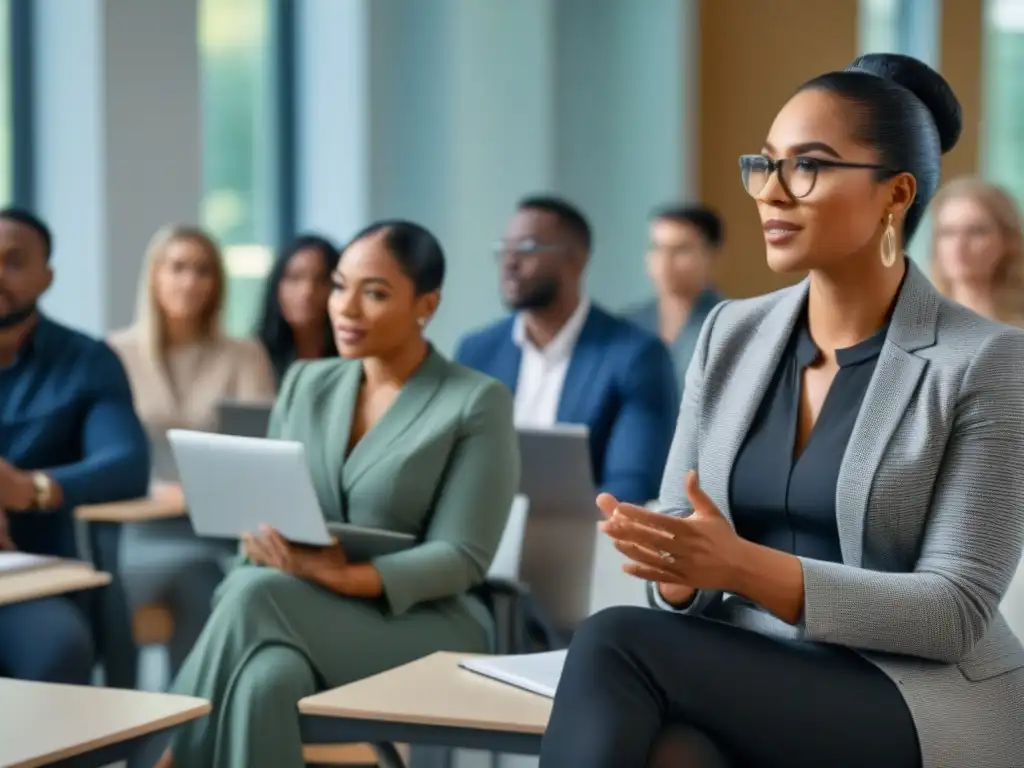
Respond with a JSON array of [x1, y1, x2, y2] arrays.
[[585, 499, 659, 616], [478, 494, 531, 655], [1000, 554, 1024, 639], [488, 494, 530, 581]]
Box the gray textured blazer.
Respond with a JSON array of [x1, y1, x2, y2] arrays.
[[651, 262, 1024, 768]]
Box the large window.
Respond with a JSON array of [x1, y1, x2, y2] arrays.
[[199, 0, 279, 337], [0, 0, 13, 206], [984, 0, 1024, 209]]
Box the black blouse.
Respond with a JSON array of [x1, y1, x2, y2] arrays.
[[729, 315, 889, 563]]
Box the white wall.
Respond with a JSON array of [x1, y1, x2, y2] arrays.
[[33, 0, 201, 336]]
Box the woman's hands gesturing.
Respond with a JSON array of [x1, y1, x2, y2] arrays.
[[598, 471, 745, 600]]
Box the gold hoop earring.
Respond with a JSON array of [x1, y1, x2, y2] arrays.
[[880, 213, 897, 268]]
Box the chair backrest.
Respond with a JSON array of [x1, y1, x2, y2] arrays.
[[488, 494, 530, 579], [587, 498, 662, 615], [1001, 555, 1024, 640]]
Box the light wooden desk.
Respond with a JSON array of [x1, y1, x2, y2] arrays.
[[74, 496, 186, 523], [0, 678, 209, 768], [0, 561, 111, 607], [299, 652, 551, 768]]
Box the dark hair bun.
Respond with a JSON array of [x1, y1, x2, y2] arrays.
[[846, 53, 962, 154]]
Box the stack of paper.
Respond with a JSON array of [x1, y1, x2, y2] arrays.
[[0, 552, 58, 574], [459, 650, 567, 699]]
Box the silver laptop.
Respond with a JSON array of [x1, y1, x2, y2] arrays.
[[149, 433, 181, 483], [217, 400, 273, 439], [516, 424, 597, 633], [166, 429, 333, 546]]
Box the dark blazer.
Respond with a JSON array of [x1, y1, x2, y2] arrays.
[[1, 316, 150, 557], [455, 304, 679, 504], [625, 287, 724, 396]]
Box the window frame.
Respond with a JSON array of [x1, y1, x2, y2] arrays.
[[198, 0, 298, 337], [8, 0, 32, 207]]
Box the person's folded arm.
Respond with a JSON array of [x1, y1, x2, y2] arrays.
[[370, 381, 520, 616], [42, 344, 150, 507], [601, 338, 680, 505], [733, 329, 1024, 663], [647, 302, 729, 617]]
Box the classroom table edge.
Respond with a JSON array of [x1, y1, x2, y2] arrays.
[[1, 698, 211, 768]]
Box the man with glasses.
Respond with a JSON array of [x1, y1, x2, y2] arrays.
[[626, 204, 725, 394], [455, 195, 678, 505]]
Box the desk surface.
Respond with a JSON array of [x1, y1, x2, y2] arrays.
[[0, 561, 111, 607], [75, 496, 186, 523], [0, 678, 210, 768], [299, 652, 551, 736]]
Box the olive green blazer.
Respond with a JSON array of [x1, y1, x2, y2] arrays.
[[268, 349, 520, 616]]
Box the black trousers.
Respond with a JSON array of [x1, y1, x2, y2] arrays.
[[539, 606, 922, 768]]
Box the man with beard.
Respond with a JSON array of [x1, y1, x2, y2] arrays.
[[0, 207, 149, 685], [456, 195, 678, 505]]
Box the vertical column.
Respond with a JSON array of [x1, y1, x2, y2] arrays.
[[33, 0, 201, 336], [896, 0, 941, 65], [293, 0, 371, 244], [555, 0, 695, 306], [438, 0, 557, 350]]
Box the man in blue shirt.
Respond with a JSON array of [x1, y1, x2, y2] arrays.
[[0, 208, 150, 685]]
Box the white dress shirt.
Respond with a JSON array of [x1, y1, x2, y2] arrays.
[[511, 298, 591, 428]]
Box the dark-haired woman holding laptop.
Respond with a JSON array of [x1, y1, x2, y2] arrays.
[[156, 221, 520, 768], [540, 55, 1024, 768]]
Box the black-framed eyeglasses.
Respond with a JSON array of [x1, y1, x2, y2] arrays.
[[492, 238, 566, 260], [739, 154, 894, 199]]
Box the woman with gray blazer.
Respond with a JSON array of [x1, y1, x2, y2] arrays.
[[540, 54, 1024, 768]]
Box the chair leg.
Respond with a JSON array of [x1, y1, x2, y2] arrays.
[[375, 742, 410, 768]]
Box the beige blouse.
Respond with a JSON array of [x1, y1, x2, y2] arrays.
[[108, 329, 276, 438]]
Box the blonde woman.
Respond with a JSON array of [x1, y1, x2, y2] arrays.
[[109, 225, 275, 674], [930, 177, 1024, 325]]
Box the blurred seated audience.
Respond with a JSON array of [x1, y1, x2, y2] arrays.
[[155, 220, 519, 768], [625, 204, 725, 392], [254, 234, 339, 384], [0, 208, 149, 685], [456, 195, 678, 504], [108, 224, 275, 675], [930, 176, 1024, 325]]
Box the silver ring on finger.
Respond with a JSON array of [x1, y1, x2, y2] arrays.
[[658, 550, 675, 563]]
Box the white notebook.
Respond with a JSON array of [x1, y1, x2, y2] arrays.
[[0, 552, 58, 574], [459, 650, 567, 699]]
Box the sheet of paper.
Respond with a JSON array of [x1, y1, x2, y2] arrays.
[[0, 552, 58, 574], [459, 650, 567, 699]]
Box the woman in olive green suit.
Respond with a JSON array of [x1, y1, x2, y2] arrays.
[[157, 221, 520, 768]]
